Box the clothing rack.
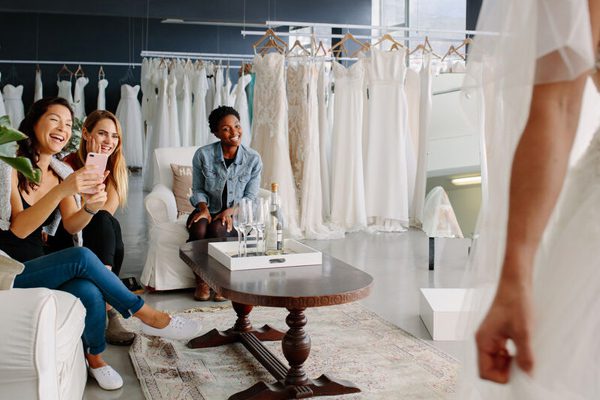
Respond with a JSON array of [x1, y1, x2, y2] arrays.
[[265, 20, 499, 37], [0, 59, 141, 67], [242, 30, 468, 44]]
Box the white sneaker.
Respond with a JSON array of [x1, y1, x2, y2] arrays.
[[141, 315, 201, 340], [88, 365, 123, 390]]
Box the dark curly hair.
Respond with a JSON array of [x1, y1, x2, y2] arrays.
[[208, 106, 240, 136], [17, 97, 74, 193]]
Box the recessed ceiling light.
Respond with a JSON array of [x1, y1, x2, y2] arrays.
[[451, 176, 481, 186]]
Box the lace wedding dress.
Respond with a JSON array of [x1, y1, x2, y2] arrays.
[[192, 65, 210, 147], [57, 80, 73, 104], [250, 53, 300, 237], [460, 0, 600, 398]]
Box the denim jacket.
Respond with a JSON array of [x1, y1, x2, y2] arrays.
[[189, 142, 262, 214]]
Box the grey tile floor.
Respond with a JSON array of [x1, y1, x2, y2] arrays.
[[83, 172, 468, 399]]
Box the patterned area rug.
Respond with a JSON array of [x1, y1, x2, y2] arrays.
[[126, 303, 458, 400]]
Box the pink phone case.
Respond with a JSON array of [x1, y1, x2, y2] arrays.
[[82, 152, 108, 194]]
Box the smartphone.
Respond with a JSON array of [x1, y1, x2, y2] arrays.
[[82, 152, 108, 194]]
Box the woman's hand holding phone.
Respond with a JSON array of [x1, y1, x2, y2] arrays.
[[61, 165, 106, 197]]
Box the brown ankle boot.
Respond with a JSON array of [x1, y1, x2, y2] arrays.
[[212, 291, 227, 302], [105, 309, 136, 346], [194, 277, 211, 301]]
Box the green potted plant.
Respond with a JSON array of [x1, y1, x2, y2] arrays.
[[0, 115, 41, 183]]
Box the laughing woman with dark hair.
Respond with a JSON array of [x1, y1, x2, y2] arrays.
[[0, 98, 200, 391], [187, 106, 262, 301]]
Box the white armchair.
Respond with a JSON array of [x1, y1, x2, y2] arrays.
[[141, 146, 270, 291], [142, 146, 200, 291], [0, 252, 87, 400]]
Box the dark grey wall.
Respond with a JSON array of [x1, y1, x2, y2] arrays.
[[0, 0, 371, 114], [466, 0, 483, 30]]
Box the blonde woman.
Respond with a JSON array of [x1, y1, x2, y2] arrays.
[[63, 110, 133, 346]]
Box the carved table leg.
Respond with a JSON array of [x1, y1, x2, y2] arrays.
[[229, 308, 361, 399], [188, 302, 285, 349]]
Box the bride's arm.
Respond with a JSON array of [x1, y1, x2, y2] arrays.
[[476, 1, 600, 384]]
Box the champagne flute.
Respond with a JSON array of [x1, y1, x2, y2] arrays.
[[254, 198, 267, 255], [241, 198, 254, 256], [232, 203, 243, 257]]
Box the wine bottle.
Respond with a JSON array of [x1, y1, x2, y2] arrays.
[[265, 182, 284, 255]]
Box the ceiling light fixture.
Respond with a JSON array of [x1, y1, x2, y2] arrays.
[[451, 176, 481, 186]]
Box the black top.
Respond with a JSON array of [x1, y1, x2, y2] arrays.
[[219, 157, 236, 214], [0, 192, 58, 262]]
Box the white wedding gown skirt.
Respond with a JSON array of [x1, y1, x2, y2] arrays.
[[115, 84, 144, 168]]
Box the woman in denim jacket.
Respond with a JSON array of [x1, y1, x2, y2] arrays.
[[187, 106, 262, 301]]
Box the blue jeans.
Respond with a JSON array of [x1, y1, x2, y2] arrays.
[[14, 247, 144, 355]]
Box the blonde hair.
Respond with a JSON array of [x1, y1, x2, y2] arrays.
[[76, 110, 129, 208]]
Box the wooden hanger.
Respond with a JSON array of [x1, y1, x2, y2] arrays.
[[287, 39, 311, 57], [253, 28, 288, 55], [441, 45, 466, 61], [372, 33, 405, 50], [409, 37, 441, 59], [454, 37, 473, 54], [98, 66, 105, 80], [74, 64, 85, 78], [329, 33, 369, 58], [35, 64, 41, 73], [57, 64, 73, 81]]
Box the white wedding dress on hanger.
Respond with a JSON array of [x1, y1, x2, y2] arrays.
[[178, 63, 193, 147], [330, 60, 367, 231], [97, 78, 108, 110], [0, 74, 6, 118], [34, 69, 43, 102], [192, 65, 210, 146], [73, 76, 88, 121], [57, 80, 73, 104], [167, 71, 181, 147], [2, 84, 24, 128], [363, 48, 410, 231], [250, 53, 301, 237], [115, 85, 144, 168], [233, 73, 252, 147], [460, 0, 600, 399], [143, 67, 168, 191], [317, 62, 332, 220]]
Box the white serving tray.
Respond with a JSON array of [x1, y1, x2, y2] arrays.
[[208, 239, 322, 271]]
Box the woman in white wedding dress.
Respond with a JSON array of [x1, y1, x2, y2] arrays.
[[462, 0, 600, 399]]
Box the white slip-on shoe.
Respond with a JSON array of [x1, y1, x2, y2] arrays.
[[88, 365, 124, 390], [141, 315, 201, 340]]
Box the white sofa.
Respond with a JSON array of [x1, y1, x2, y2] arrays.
[[142, 146, 200, 290], [0, 252, 87, 400]]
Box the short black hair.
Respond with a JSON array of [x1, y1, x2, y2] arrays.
[[208, 106, 240, 135]]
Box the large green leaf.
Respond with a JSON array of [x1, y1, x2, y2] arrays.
[[0, 156, 42, 183], [0, 142, 18, 157], [0, 115, 11, 127], [0, 124, 27, 146]]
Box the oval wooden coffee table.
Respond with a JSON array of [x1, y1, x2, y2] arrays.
[[180, 238, 373, 400]]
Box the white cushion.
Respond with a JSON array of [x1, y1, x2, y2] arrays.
[[153, 146, 199, 190]]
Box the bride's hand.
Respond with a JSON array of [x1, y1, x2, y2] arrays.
[[475, 280, 534, 384]]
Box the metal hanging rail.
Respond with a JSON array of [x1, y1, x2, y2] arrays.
[[140, 50, 254, 61], [0, 59, 141, 67], [265, 20, 499, 36], [241, 30, 467, 43]]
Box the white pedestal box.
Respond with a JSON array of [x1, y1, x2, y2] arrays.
[[419, 288, 471, 341]]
